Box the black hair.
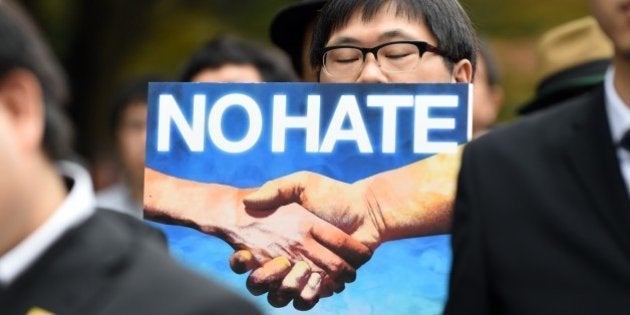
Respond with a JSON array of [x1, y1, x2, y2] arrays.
[[180, 35, 297, 82], [310, 0, 477, 74], [0, 1, 73, 160]]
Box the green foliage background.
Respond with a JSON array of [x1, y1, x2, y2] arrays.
[[21, 0, 589, 157]]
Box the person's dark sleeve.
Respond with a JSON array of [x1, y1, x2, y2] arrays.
[[444, 143, 490, 314]]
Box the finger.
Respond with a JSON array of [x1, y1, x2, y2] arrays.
[[293, 272, 322, 311], [243, 172, 310, 210], [300, 272, 322, 301], [333, 281, 345, 294], [311, 221, 373, 268], [322, 275, 345, 294], [266, 289, 292, 308], [270, 261, 312, 308], [229, 250, 257, 274], [318, 275, 335, 298], [246, 257, 292, 296], [302, 237, 357, 284], [278, 261, 311, 297], [293, 298, 318, 311]]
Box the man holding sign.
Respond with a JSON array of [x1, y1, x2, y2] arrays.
[[144, 0, 476, 311], [238, 0, 475, 307]]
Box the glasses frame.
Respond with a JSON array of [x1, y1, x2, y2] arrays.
[[321, 40, 450, 77]]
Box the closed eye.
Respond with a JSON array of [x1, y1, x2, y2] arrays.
[[384, 52, 413, 59], [333, 57, 361, 64]]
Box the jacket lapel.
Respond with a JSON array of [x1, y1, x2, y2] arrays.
[[564, 87, 630, 251]]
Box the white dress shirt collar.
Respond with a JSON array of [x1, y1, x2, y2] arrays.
[[0, 161, 96, 286]]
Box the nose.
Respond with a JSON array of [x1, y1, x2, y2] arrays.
[[356, 53, 388, 83]]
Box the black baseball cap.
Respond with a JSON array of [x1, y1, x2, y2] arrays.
[[270, 0, 326, 76]]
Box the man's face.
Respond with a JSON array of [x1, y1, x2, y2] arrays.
[[0, 98, 30, 253], [319, 5, 458, 83], [472, 55, 503, 137], [117, 101, 147, 185], [0, 106, 19, 205], [589, 0, 630, 57]]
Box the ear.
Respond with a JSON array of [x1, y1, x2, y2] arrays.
[[451, 59, 473, 83], [0, 69, 45, 154]]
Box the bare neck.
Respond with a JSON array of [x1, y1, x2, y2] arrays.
[[0, 156, 67, 256]]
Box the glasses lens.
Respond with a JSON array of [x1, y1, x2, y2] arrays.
[[377, 43, 421, 72], [323, 48, 363, 77]]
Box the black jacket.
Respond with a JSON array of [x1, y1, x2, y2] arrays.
[[446, 86, 630, 314], [0, 210, 261, 315]]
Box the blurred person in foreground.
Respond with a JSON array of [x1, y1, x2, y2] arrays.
[[96, 76, 162, 218], [519, 16, 614, 115], [180, 35, 296, 83], [446, 0, 630, 313], [0, 2, 261, 314]]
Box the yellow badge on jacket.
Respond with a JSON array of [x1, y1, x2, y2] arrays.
[[26, 307, 55, 315]]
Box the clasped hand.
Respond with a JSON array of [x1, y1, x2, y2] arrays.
[[143, 168, 373, 310]]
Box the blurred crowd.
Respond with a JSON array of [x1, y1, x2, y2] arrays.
[[1, 0, 626, 314]]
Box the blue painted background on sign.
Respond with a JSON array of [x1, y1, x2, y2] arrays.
[[145, 82, 470, 315]]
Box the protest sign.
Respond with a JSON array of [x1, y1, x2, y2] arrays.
[[145, 82, 471, 314]]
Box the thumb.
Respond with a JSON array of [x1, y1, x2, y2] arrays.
[[243, 172, 308, 210]]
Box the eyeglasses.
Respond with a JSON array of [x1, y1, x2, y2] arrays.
[[322, 40, 449, 77]]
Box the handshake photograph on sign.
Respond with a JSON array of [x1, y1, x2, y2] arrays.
[[144, 149, 460, 310]]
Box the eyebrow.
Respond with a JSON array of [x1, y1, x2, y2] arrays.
[[377, 29, 417, 42], [327, 36, 361, 46], [327, 29, 421, 46]]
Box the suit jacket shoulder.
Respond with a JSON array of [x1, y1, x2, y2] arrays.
[[0, 210, 261, 315], [447, 87, 630, 314]]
